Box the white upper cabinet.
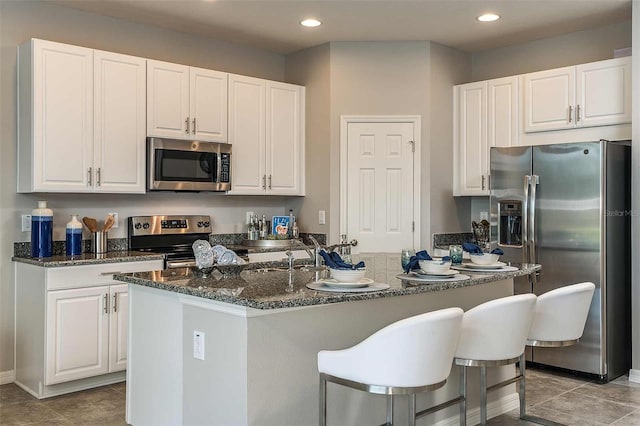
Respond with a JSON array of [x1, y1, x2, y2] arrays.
[[147, 60, 228, 142], [229, 74, 305, 196], [523, 57, 631, 133], [576, 57, 632, 127], [454, 81, 488, 196], [488, 76, 519, 148], [18, 39, 94, 192], [266, 81, 305, 195], [94, 50, 146, 193], [18, 39, 146, 193]]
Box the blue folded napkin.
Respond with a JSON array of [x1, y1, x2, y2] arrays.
[[319, 250, 365, 270], [462, 242, 504, 255], [403, 250, 451, 273]]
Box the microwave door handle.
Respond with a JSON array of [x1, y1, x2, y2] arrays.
[[217, 153, 222, 183], [529, 175, 539, 265], [522, 175, 530, 264]]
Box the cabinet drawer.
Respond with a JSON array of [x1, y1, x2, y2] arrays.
[[46, 260, 164, 291]]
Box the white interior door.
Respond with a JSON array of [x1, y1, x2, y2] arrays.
[[344, 120, 416, 253]]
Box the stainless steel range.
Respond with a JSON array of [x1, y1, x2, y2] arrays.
[[128, 215, 212, 269]]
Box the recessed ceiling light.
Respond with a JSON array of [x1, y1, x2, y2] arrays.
[[477, 13, 500, 22], [300, 18, 322, 27]]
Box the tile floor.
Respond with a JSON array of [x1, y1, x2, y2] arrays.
[[1, 368, 640, 425]]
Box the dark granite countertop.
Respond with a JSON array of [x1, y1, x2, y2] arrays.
[[12, 251, 165, 267], [114, 254, 541, 310]]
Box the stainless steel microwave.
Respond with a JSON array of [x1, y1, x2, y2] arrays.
[[147, 138, 231, 192]]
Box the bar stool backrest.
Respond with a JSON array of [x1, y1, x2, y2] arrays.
[[317, 307, 463, 388], [528, 282, 596, 343], [455, 294, 537, 361]]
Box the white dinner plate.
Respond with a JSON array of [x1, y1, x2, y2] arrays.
[[318, 277, 374, 288], [413, 269, 459, 277], [460, 261, 506, 269], [307, 282, 390, 293], [396, 273, 470, 284]]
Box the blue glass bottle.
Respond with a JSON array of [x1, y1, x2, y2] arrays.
[[66, 215, 83, 256], [31, 201, 53, 258]]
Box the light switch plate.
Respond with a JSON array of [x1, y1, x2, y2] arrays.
[[318, 210, 326, 225], [193, 331, 205, 360], [21, 215, 31, 232]]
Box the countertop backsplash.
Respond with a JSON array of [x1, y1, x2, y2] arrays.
[[432, 232, 475, 250]]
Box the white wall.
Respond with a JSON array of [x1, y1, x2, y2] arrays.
[[0, 0, 289, 375], [471, 21, 631, 81]]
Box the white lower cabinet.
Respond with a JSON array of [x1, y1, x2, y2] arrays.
[[15, 259, 163, 398]]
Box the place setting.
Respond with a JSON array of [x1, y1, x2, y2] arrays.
[[306, 251, 390, 293], [450, 243, 518, 273], [396, 249, 470, 285]]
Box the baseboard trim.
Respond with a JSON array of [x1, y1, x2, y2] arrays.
[[429, 392, 520, 426], [629, 369, 640, 384], [0, 369, 16, 385]]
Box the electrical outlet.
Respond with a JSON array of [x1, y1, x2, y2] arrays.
[[21, 215, 31, 232], [193, 331, 205, 360], [318, 210, 326, 225], [108, 212, 119, 228], [246, 211, 254, 224]]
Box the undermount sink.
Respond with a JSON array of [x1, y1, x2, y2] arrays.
[[242, 239, 297, 248]]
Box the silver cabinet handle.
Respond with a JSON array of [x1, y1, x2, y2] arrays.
[[100, 271, 122, 276], [185, 117, 190, 134], [96, 168, 101, 186], [88, 167, 92, 186], [113, 293, 118, 312], [576, 104, 581, 122], [192, 117, 196, 134], [103, 293, 109, 314], [262, 175, 266, 189], [481, 175, 485, 191], [268, 174, 272, 189], [568, 105, 573, 123]]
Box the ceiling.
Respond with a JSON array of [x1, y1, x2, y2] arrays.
[[52, 0, 632, 54]]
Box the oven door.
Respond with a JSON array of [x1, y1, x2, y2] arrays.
[[147, 137, 231, 191]]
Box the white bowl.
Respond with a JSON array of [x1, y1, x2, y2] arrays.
[[469, 253, 500, 265], [418, 259, 452, 273], [330, 268, 366, 283]]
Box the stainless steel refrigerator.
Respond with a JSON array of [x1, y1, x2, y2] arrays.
[[490, 140, 630, 382]]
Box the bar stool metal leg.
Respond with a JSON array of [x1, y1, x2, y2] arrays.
[[519, 353, 526, 419], [409, 394, 416, 426], [480, 365, 487, 425], [320, 374, 327, 426], [459, 366, 467, 426], [386, 395, 394, 425]]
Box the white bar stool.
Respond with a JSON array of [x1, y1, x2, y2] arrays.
[[454, 294, 537, 426], [519, 282, 596, 425], [317, 307, 464, 426]]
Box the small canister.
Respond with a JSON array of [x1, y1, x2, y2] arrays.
[[66, 214, 83, 256], [91, 231, 108, 254]]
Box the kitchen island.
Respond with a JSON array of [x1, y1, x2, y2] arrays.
[[115, 255, 539, 426]]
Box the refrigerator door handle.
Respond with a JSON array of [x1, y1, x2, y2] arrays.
[[530, 175, 540, 264], [523, 175, 531, 263]]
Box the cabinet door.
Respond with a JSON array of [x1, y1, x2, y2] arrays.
[[523, 66, 575, 132], [266, 82, 305, 195], [94, 51, 146, 193], [228, 74, 266, 195], [576, 57, 631, 128], [147, 60, 190, 139], [454, 82, 489, 196], [109, 284, 129, 372], [31, 39, 94, 192], [46, 286, 109, 384], [488, 76, 518, 148], [190, 67, 228, 142]]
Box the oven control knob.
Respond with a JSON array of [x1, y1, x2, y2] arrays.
[[203, 221, 210, 228], [134, 223, 142, 229], [142, 223, 150, 230], [197, 221, 203, 227]]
